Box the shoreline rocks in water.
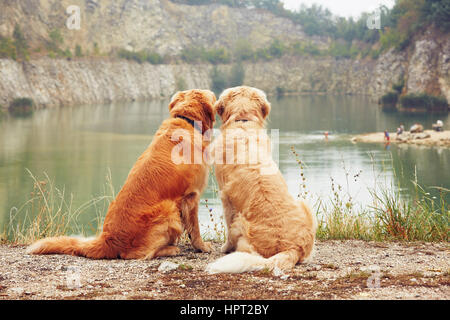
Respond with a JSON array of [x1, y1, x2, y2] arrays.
[[352, 130, 450, 148]]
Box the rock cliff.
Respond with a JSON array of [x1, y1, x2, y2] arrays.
[[0, 0, 448, 108]]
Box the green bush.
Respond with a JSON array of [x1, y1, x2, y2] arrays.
[[380, 91, 399, 105], [205, 48, 231, 64], [400, 93, 449, 110], [63, 48, 72, 59], [13, 24, 29, 60], [233, 39, 254, 61], [175, 77, 187, 91], [267, 39, 286, 59], [118, 49, 163, 64], [291, 41, 322, 57], [210, 67, 228, 94], [0, 37, 16, 60], [9, 97, 34, 117], [276, 86, 286, 97], [228, 63, 245, 87], [75, 45, 83, 57]]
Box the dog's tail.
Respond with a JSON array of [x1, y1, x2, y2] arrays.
[[205, 249, 302, 274], [26, 234, 116, 259]]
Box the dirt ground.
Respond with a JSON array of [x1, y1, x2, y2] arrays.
[[0, 240, 448, 300]]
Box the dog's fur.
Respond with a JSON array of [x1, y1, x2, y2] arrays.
[[27, 89, 216, 260], [206, 86, 317, 274]]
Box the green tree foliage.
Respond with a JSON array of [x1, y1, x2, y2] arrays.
[[380, 91, 399, 105], [47, 29, 65, 57], [0, 37, 17, 60], [181, 46, 231, 64], [75, 45, 83, 57], [421, 0, 450, 32], [233, 38, 254, 61], [228, 62, 245, 87], [210, 66, 228, 94], [210, 63, 246, 94], [400, 93, 449, 110], [13, 24, 29, 60], [118, 49, 164, 64]]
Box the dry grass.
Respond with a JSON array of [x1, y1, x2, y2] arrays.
[[1, 150, 448, 245], [0, 169, 114, 245]]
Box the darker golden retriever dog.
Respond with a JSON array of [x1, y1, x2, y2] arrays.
[[206, 86, 316, 274], [27, 89, 216, 259]]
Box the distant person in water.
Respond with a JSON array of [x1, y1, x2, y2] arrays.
[[324, 131, 329, 141], [384, 130, 390, 142]]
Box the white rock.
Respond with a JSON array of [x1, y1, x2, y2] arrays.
[[158, 261, 179, 273]]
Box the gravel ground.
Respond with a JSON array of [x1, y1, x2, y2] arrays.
[[0, 240, 448, 300]]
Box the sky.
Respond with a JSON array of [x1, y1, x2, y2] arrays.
[[281, 0, 396, 18]]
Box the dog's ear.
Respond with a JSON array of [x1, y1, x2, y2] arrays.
[[169, 91, 185, 112], [254, 90, 271, 120], [215, 99, 225, 117], [260, 100, 271, 119]]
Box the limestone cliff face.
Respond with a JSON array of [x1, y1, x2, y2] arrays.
[[0, 58, 212, 107], [0, 54, 407, 108], [0, 1, 448, 108], [0, 0, 315, 55]]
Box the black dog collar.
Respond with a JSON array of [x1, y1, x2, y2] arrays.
[[176, 115, 203, 133]]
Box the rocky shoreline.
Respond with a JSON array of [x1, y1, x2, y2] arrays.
[[0, 241, 448, 300], [352, 130, 450, 148]]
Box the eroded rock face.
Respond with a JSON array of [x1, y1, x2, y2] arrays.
[[407, 39, 440, 95], [0, 58, 213, 107], [0, 1, 448, 108], [0, 0, 314, 55], [372, 49, 407, 97]]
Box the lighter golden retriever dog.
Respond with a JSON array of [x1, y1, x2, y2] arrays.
[[27, 89, 216, 259], [206, 86, 317, 274]]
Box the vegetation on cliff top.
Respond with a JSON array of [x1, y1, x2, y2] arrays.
[[1, 0, 448, 64], [172, 0, 449, 53]]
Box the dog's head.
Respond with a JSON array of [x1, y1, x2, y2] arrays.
[[169, 89, 217, 133], [215, 86, 271, 127]]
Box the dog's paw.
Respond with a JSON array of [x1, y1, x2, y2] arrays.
[[199, 241, 213, 253], [221, 242, 233, 253]]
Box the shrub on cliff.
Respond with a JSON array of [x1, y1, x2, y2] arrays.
[[75, 45, 83, 57], [228, 62, 245, 87], [380, 91, 399, 106], [118, 49, 163, 65], [9, 98, 34, 117], [400, 93, 449, 111], [181, 47, 231, 64], [47, 29, 64, 57], [0, 37, 17, 60], [13, 24, 29, 61], [210, 67, 228, 94]]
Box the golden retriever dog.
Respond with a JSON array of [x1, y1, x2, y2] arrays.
[[27, 89, 216, 259], [206, 86, 316, 274]]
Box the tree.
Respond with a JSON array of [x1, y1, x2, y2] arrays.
[[210, 67, 228, 94], [228, 62, 245, 87], [75, 45, 83, 57], [13, 24, 29, 60]]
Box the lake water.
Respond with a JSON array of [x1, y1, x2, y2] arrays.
[[1, 95, 449, 235]]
